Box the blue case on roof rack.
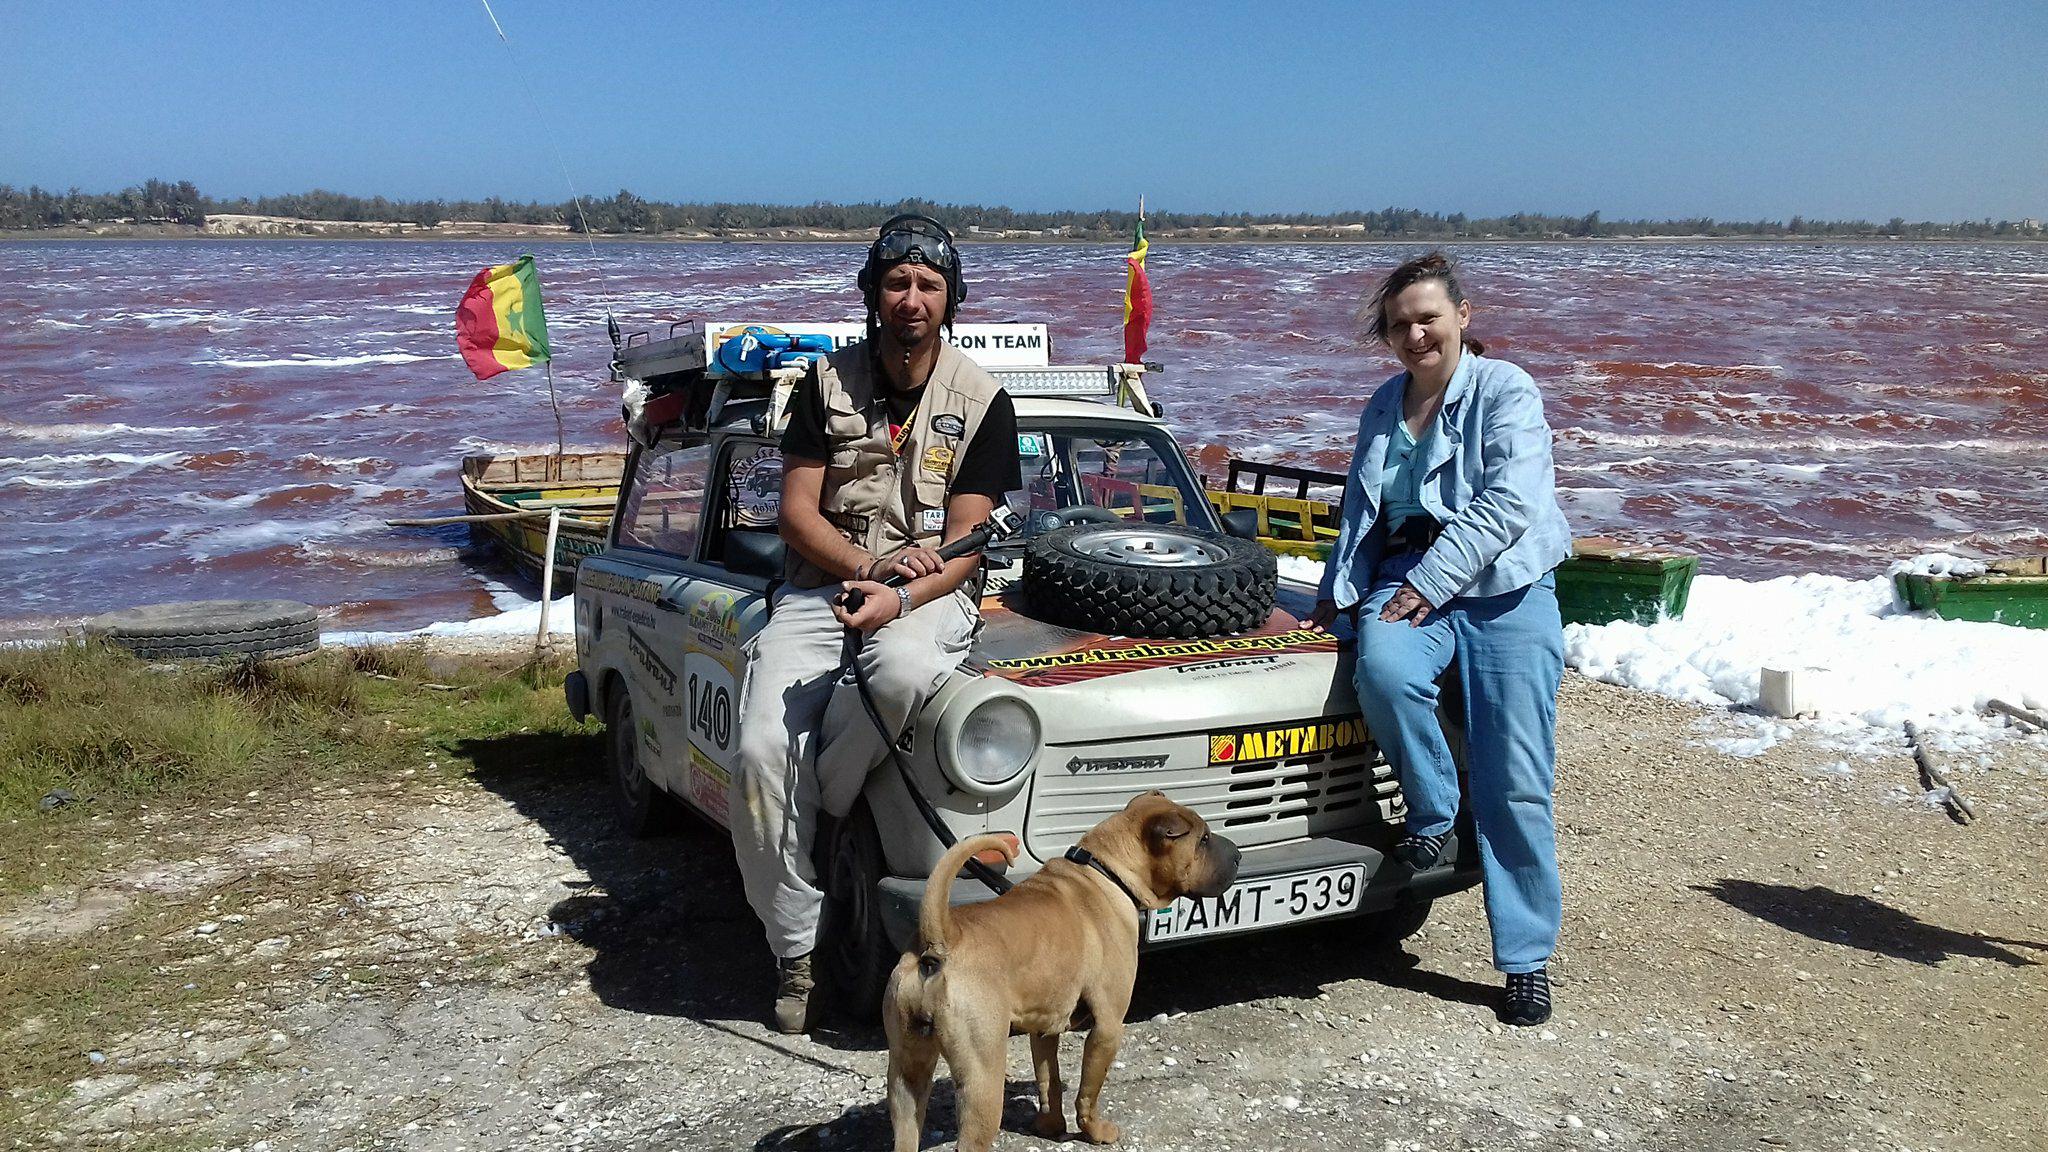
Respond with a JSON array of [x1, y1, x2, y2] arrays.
[[713, 327, 836, 376]]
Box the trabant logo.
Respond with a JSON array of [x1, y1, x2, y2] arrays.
[[1065, 754, 1169, 774], [1210, 717, 1367, 764], [625, 625, 677, 695]]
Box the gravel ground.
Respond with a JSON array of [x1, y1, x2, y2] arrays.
[[5, 674, 2044, 1151]]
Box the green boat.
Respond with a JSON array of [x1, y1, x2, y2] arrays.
[[1893, 556, 2048, 630], [1554, 538, 1700, 627]]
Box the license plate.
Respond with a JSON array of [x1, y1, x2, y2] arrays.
[[1143, 865, 1365, 942]]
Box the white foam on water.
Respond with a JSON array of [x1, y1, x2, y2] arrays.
[[1273, 554, 2048, 750], [0, 450, 190, 488], [0, 450, 188, 469], [198, 351, 448, 369], [0, 421, 216, 442], [325, 584, 575, 646]]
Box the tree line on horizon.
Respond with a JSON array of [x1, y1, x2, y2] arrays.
[[0, 180, 2039, 241]]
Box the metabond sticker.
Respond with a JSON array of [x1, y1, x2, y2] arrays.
[[1210, 716, 1368, 764]]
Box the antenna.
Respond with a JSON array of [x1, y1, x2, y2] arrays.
[[475, 0, 617, 341]]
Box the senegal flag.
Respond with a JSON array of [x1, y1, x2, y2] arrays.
[[456, 255, 550, 380], [1122, 216, 1152, 363]]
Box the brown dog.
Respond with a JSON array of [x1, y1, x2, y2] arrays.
[[881, 791, 1241, 1150]]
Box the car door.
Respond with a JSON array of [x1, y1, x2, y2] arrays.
[[608, 437, 713, 804], [669, 434, 785, 829]]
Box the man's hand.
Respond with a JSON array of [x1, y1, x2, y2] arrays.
[[884, 546, 946, 582], [1378, 583, 1435, 627], [833, 579, 903, 633], [1305, 599, 1341, 632]]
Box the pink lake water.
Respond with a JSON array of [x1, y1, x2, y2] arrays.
[[2, 240, 2043, 635]]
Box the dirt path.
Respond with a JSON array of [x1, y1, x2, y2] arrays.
[[6, 676, 2044, 1151]]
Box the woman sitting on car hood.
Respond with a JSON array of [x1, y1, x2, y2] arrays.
[[1308, 251, 1573, 1027]]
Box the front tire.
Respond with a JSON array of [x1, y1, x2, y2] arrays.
[[818, 801, 896, 1021], [606, 687, 674, 837], [1355, 900, 1432, 948]]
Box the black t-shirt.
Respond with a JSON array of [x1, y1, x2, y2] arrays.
[[780, 370, 1022, 500]]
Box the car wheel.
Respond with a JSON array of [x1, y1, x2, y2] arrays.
[[1354, 900, 1432, 948], [818, 801, 896, 1022], [606, 687, 673, 837], [1022, 523, 1276, 638]]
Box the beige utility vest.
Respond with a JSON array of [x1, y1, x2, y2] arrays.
[[785, 340, 1004, 590]]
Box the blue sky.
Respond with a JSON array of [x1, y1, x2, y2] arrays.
[[2, 1, 2042, 222]]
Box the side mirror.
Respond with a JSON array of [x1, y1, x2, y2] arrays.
[[1220, 508, 1260, 540], [726, 531, 786, 579]]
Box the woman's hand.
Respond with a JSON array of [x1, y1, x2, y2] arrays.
[[1305, 599, 1341, 632], [1378, 583, 1436, 627], [833, 579, 904, 633]]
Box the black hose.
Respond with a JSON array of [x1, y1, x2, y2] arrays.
[[842, 630, 1013, 895], [834, 509, 1020, 896]]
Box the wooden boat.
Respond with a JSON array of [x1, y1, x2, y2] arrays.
[[1893, 555, 2048, 630], [460, 451, 626, 587]]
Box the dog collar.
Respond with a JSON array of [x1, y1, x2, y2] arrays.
[[1064, 846, 1149, 914]]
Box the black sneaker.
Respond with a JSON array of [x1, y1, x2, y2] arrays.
[[1394, 831, 1448, 870], [1501, 968, 1552, 1027]]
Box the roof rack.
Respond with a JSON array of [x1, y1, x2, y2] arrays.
[[617, 321, 1157, 445]]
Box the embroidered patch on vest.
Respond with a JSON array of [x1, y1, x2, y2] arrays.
[[931, 413, 967, 437], [824, 509, 871, 539], [919, 508, 946, 534], [921, 444, 956, 476]]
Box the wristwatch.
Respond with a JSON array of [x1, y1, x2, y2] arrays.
[[895, 587, 913, 616]]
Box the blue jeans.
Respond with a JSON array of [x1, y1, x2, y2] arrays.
[[1352, 553, 1564, 974]]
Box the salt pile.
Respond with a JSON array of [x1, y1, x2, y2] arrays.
[[1276, 555, 2048, 750], [324, 583, 573, 647]]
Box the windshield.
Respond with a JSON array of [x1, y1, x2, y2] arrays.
[[1005, 422, 1221, 540]]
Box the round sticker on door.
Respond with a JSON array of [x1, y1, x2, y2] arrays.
[[731, 446, 783, 525]]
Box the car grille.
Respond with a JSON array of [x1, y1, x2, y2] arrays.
[[1025, 741, 1404, 860]]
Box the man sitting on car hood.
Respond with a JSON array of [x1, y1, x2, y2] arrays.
[[730, 214, 1021, 1033]]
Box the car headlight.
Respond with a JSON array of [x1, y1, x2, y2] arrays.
[[942, 694, 1040, 794]]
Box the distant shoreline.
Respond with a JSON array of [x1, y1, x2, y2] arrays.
[[4, 220, 2043, 246]]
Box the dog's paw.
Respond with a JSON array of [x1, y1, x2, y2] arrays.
[[1031, 1111, 1068, 1139], [1080, 1116, 1120, 1144]]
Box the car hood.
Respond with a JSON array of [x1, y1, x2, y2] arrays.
[[963, 582, 1358, 741]]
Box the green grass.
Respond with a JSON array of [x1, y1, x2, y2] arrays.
[[0, 641, 601, 1137], [0, 641, 596, 895]]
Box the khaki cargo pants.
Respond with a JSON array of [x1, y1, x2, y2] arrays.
[[729, 583, 977, 959]]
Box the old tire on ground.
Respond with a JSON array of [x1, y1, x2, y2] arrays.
[[1022, 523, 1276, 638], [85, 600, 320, 661], [606, 686, 676, 837], [818, 801, 895, 1023]]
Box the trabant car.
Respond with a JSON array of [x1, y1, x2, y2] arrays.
[[565, 321, 1480, 1015]]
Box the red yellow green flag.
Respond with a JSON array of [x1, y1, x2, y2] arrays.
[[1122, 215, 1152, 363], [456, 255, 551, 380]]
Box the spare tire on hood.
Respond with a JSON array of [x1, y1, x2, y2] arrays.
[[1022, 523, 1276, 639]]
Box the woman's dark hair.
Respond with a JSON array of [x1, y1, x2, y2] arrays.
[[1363, 251, 1484, 356]]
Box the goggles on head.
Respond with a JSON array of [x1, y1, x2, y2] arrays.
[[870, 225, 957, 275]]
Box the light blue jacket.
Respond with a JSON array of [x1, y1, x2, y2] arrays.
[[1318, 352, 1573, 610]]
